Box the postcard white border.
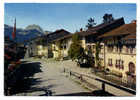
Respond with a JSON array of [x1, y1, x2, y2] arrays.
[[0, 0, 139, 100]]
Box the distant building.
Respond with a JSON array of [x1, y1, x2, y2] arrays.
[[25, 39, 38, 58], [52, 34, 72, 59], [26, 29, 72, 58], [50, 29, 72, 59]]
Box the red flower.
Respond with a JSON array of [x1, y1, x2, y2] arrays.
[[5, 54, 11, 59]]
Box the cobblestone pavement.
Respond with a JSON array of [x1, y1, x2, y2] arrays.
[[14, 58, 91, 96]]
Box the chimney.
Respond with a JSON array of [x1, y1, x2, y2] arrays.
[[131, 20, 136, 23]]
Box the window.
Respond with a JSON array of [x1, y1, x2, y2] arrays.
[[108, 59, 110, 66], [108, 58, 113, 66], [120, 60, 124, 70], [115, 59, 124, 70], [119, 48, 122, 53], [126, 47, 129, 53], [100, 45, 104, 49], [129, 62, 135, 73], [115, 47, 117, 52], [63, 44, 67, 49], [107, 46, 113, 53], [111, 59, 112, 66], [115, 47, 119, 53], [116, 60, 119, 68], [115, 60, 117, 67], [130, 47, 133, 54]]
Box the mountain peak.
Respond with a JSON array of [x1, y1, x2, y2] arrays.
[[25, 24, 44, 33], [4, 24, 47, 43]]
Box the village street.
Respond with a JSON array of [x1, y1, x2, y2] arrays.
[[13, 58, 94, 96], [11, 58, 134, 96]]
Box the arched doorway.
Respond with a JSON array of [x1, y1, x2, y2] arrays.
[[128, 62, 135, 74], [127, 62, 136, 86]]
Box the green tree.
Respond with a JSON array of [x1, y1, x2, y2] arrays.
[[103, 13, 114, 23], [95, 42, 101, 68], [85, 45, 95, 67], [86, 17, 96, 29], [68, 33, 85, 60]]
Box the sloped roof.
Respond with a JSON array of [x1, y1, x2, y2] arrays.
[[88, 17, 124, 32], [77, 17, 125, 37], [122, 34, 136, 40], [53, 34, 72, 42], [46, 29, 71, 43], [76, 31, 96, 36], [27, 29, 71, 44], [98, 23, 136, 38]]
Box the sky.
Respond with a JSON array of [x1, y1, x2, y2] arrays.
[[4, 3, 136, 33]]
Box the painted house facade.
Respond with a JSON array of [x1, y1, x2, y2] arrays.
[[77, 17, 125, 67], [50, 29, 72, 59], [74, 18, 136, 86], [25, 36, 48, 58], [26, 29, 72, 58], [99, 21, 136, 83]]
